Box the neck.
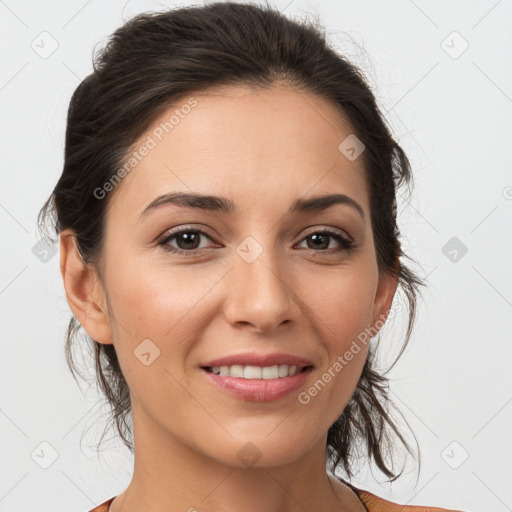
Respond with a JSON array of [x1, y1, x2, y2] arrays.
[[109, 401, 365, 512]]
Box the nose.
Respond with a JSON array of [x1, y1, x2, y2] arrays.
[[223, 248, 296, 333]]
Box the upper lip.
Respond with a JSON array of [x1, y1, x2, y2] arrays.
[[200, 352, 314, 369]]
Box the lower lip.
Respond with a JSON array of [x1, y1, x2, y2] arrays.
[[200, 367, 313, 402]]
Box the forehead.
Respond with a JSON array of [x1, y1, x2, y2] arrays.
[[106, 83, 369, 221]]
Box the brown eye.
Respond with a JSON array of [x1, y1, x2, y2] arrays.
[[157, 228, 216, 255], [297, 229, 354, 253], [173, 231, 202, 250]]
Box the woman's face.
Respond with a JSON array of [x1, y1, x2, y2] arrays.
[[76, 84, 397, 468]]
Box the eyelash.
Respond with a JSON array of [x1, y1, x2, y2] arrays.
[[156, 226, 355, 256]]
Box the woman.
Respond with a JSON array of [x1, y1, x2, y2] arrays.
[[38, 2, 465, 511]]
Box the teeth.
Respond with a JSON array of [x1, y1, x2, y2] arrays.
[[209, 364, 301, 379]]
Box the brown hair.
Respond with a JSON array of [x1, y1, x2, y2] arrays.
[[38, 1, 424, 482]]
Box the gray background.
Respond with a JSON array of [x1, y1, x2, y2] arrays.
[[0, 0, 511, 511]]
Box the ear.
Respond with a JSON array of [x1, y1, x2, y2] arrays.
[[59, 229, 114, 345], [371, 267, 399, 329]]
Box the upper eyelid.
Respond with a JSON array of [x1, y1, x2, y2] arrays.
[[300, 225, 352, 240]]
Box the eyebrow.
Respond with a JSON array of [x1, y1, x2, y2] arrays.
[[138, 191, 365, 221]]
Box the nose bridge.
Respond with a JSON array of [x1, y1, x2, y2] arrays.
[[225, 236, 293, 332]]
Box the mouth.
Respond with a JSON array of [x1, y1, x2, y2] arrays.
[[200, 364, 314, 379], [199, 364, 314, 402]]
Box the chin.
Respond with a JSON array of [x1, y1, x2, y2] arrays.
[[208, 434, 314, 469]]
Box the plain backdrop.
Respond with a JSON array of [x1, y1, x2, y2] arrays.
[[1, 1, 511, 511]]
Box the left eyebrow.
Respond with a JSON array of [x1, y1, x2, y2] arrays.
[[138, 192, 365, 221]]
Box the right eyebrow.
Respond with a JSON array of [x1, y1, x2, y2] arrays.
[[289, 193, 365, 220]]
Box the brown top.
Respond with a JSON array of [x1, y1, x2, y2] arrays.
[[88, 481, 464, 512]]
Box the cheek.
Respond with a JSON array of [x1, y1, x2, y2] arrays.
[[105, 267, 206, 408], [290, 272, 376, 435], [310, 263, 377, 338], [309, 265, 376, 383], [107, 257, 203, 333], [105, 259, 224, 372]]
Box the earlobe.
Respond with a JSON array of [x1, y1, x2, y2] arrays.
[[372, 268, 399, 328], [59, 229, 114, 345]]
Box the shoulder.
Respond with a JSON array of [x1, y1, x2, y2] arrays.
[[355, 487, 466, 512], [88, 496, 116, 512], [87, 489, 467, 512]]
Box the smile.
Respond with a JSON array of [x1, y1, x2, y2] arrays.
[[203, 364, 312, 379], [200, 365, 314, 401]]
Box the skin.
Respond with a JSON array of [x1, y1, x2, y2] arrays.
[[60, 83, 398, 512]]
